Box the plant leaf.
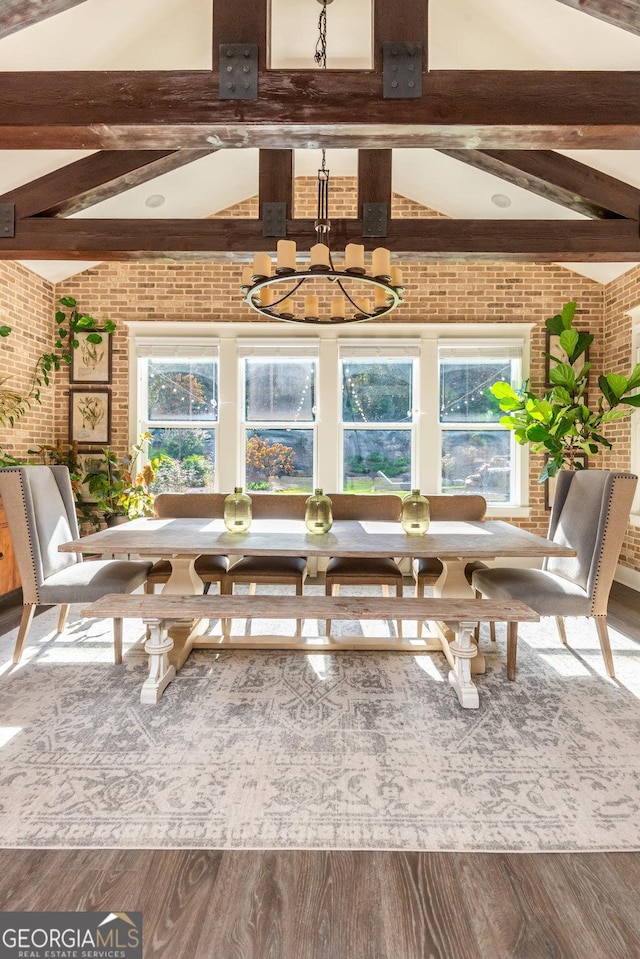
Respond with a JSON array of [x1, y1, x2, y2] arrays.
[[606, 372, 628, 400], [626, 362, 640, 392], [559, 328, 579, 358], [561, 301, 577, 328], [58, 296, 76, 308]]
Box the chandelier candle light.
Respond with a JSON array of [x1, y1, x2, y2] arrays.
[[240, 0, 405, 325]]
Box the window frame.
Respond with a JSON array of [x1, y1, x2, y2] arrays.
[[127, 321, 531, 512]]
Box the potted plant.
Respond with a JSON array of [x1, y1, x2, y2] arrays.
[[84, 432, 163, 523], [491, 301, 640, 482]]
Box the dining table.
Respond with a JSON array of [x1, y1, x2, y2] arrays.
[[62, 515, 575, 703]]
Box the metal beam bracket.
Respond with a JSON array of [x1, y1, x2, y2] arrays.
[[218, 45, 258, 100], [383, 43, 422, 99], [0, 204, 15, 239], [262, 202, 287, 237], [362, 202, 388, 238]]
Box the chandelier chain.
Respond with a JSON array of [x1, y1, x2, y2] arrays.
[[314, 0, 328, 71]]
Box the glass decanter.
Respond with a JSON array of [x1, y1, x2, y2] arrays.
[[305, 488, 333, 534], [224, 487, 252, 532], [401, 489, 430, 535]]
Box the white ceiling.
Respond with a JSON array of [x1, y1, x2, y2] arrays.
[[1, 0, 639, 285]]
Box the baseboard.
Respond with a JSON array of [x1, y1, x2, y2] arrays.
[[615, 564, 640, 593]]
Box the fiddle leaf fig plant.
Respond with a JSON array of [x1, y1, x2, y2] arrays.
[[491, 301, 640, 483]]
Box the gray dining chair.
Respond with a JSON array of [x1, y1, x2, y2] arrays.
[[472, 470, 637, 680], [0, 465, 152, 665]]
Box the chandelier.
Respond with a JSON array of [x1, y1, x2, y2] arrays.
[[240, 0, 405, 326]]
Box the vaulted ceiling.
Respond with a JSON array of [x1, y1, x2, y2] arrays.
[[1, 0, 640, 285]]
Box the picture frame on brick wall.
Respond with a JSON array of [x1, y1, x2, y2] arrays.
[[544, 454, 588, 510], [70, 331, 113, 384], [544, 330, 589, 389], [69, 388, 111, 446]]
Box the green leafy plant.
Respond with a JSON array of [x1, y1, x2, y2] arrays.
[[84, 432, 165, 520], [0, 296, 115, 426], [29, 440, 102, 531], [491, 301, 640, 482]]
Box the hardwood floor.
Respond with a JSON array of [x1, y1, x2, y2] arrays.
[[0, 849, 639, 958], [1, 583, 639, 958]]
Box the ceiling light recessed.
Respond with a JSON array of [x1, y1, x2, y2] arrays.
[[145, 194, 166, 209], [491, 193, 512, 209]]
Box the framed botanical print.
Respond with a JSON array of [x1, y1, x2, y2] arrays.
[[544, 330, 590, 389], [69, 388, 111, 446], [70, 331, 113, 384], [544, 456, 588, 510]]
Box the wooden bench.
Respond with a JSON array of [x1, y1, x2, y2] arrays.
[[82, 593, 539, 709]]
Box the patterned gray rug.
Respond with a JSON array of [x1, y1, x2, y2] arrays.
[[1, 593, 639, 851]]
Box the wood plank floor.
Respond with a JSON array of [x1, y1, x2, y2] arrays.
[[1, 582, 639, 958]]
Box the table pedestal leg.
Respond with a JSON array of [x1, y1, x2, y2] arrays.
[[140, 618, 176, 704], [431, 559, 486, 675], [161, 555, 208, 670], [446, 619, 479, 709]]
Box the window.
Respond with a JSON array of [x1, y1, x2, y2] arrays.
[[131, 323, 528, 508], [438, 342, 522, 504], [240, 343, 317, 493], [340, 345, 418, 493], [137, 339, 218, 493]]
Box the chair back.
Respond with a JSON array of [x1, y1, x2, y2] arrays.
[[545, 469, 637, 614], [250, 493, 307, 519], [421, 494, 487, 522], [329, 493, 402, 521], [154, 492, 227, 518], [0, 466, 80, 604]]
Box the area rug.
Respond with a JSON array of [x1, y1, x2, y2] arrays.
[[1, 590, 639, 852]]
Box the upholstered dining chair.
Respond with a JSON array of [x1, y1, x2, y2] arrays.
[[0, 465, 152, 665], [224, 493, 309, 633], [472, 470, 637, 680], [324, 493, 404, 636], [146, 492, 230, 594]]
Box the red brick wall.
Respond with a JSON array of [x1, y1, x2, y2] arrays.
[[603, 265, 640, 574], [0, 263, 56, 460]]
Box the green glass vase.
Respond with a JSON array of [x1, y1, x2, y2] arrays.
[[224, 487, 252, 532], [305, 488, 333, 534], [401, 489, 430, 535]]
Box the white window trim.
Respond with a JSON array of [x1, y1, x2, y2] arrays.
[[127, 320, 533, 507]]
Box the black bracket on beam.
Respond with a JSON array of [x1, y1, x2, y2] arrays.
[[362, 202, 388, 238], [219, 44, 258, 100], [0, 204, 15, 239], [383, 43, 422, 99], [262, 202, 287, 238]]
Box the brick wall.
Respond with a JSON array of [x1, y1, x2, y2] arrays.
[[603, 265, 640, 574], [0, 263, 56, 460]]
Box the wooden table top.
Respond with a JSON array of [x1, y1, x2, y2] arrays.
[[61, 517, 576, 561]]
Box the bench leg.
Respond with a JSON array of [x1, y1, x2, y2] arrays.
[[447, 620, 480, 709], [140, 617, 176, 705]]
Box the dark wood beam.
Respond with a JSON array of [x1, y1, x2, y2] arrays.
[[258, 150, 294, 216], [438, 150, 640, 220], [212, 0, 269, 71], [357, 151, 392, 218], [1, 216, 638, 261], [2, 70, 640, 149], [373, 0, 429, 71], [0, 150, 216, 218], [554, 0, 640, 36], [0, 0, 88, 38]]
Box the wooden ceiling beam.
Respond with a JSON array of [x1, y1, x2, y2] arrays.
[[212, 0, 269, 71], [373, 0, 429, 71], [1, 216, 638, 261], [438, 149, 640, 220], [2, 70, 640, 149], [258, 150, 294, 217], [0, 150, 216, 218], [554, 0, 640, 36], [357, 151, 392, 219], [0, 0, 89, 38]]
